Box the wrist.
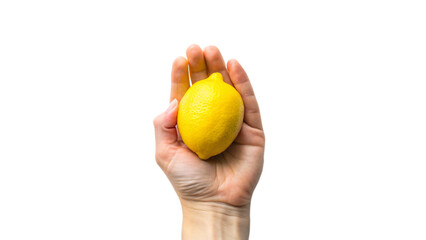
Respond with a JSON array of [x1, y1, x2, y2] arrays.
[[180, 199, 250, 240]]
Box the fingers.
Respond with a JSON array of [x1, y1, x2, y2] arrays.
[[170, 57, 190, 102], [154, 99, 179, 148], [203, 46, 232, 85], [227, 60, 263, 130], [234, 123, 265, 147], [153, 99, 179, 169], [186, 44, 208, 84]]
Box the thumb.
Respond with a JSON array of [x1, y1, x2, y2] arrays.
[[153, 99, 179, 146]]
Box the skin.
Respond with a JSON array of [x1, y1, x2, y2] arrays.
[[153, 45, 265, 239]]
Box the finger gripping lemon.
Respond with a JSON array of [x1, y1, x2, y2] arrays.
[[177, 73, 244, 160]]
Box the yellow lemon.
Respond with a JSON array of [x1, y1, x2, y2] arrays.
[[177, 72, 244, 160]]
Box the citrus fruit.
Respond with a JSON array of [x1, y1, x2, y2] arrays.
[[177, 72, 244, 160]]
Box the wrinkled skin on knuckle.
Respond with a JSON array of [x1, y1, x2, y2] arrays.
[[153, 114, 163, 127], [155, 149, 168, 166]]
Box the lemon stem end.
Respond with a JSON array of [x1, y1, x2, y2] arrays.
[[209, 72, 223, 82]]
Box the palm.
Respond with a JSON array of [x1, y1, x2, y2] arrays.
[[154, 45, 264, 207], [167, 122, 264, 206]]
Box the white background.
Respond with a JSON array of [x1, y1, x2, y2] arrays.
[[1, 0, 425, 239]]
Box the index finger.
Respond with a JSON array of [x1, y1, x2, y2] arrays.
[[170, 56, 190, 102]]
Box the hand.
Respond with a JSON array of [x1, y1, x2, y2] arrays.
[[154, 45, 265, 239]]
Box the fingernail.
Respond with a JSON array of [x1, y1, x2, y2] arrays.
[[166, 99, 177, 112]]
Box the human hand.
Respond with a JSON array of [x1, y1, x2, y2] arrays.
[[154, 45, 265, 239]]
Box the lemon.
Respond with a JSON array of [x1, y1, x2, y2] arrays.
[[177, 72, 244, 160]]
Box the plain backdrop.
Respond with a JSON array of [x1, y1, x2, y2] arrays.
[[1, 0, 425, 239]]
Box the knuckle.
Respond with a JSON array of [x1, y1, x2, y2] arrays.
[[155, 152, 162, 164], [155, 149, 168, 166], [153, 114, 163, 127]]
